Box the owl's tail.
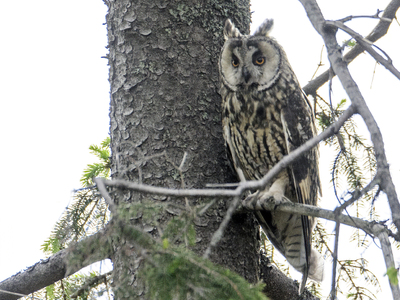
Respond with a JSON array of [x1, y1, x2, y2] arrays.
[[308, 249, 324, 282], [256, 209, 324, 293], [298, 248, 324, 295]]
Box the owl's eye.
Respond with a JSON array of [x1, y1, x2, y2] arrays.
[[254, 56, 265, 66], [252, 51, 265, 66], [231, 55, 239, 68]]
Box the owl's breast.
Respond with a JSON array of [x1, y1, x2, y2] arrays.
[[222, 89, 288, 181]]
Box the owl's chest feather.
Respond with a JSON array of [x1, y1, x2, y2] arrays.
[[222, 88, 288, 180]]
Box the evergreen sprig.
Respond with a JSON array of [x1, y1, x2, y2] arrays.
[[31, 139, 113, 300], [81, 137, 111, 187]]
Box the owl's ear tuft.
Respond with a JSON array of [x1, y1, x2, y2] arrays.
[[253, 19, 274, 37], [224, 19, 242, 40]]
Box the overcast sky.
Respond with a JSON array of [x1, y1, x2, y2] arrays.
[[1, 1, 399, 299]]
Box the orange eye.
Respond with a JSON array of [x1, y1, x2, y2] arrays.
[[231, 55, 239, 68], [255, 57, 265, 65]]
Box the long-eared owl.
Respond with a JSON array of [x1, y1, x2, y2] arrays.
[[219, 19, 323, 290]]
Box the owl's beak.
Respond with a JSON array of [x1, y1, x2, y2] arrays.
[[243, 67, 251, 83]]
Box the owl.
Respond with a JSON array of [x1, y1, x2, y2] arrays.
[[219, 19, 323, 292]]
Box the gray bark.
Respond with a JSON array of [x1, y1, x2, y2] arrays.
[[0, 229, 111, 300]]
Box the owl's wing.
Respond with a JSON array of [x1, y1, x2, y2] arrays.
[[280, 89, 321, 285]]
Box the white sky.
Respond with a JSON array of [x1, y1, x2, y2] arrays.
[[1, 1, 399, 299]]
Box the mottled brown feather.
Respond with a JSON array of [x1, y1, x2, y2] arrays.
[[220, 19, 323, 292]]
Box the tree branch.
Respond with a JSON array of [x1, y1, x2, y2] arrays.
[[325, 20, 400, 80], [300, 0, 400, 235], [303, 0, 400, 95], [376, 230, 400, 299], [298, 1, 400, 299], [0, 228, 112, 300], [241, 195, 394, 238]]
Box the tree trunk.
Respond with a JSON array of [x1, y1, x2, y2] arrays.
[[105, 0, 258, 298]]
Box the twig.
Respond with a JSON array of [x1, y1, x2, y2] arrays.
[[310, 45, 325, 80], [94, 177, 116, 215], [241, 195, 395, 239], [205, 183, 239, 188], [337, 10, 391, 23], [72, 185, 96, 193], [330, 208, 341, 300], [303, 0, 400, 95], [70, 271, 112, 299], [0, 289, 43, 300], [203, 196, 241, 259], [325, 20, 400, 80], [179, 151, 188, 171], [370, 61, 379, 88], [328, 70, 346, 152], [298, 1, 400, 298], [301, 0, 400, 233], [197, 199, 217, 216], [327, 172, 377, 300], [375, 229, 400, 299], [339, 174, 381, 211]]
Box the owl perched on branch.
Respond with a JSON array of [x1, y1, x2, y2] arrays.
[[219, 19, 323, 292]]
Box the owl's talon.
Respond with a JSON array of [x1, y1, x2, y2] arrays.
[[259, 190, 283, 202], [244, 191, 260, 207]]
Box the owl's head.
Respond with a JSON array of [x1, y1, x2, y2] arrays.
[[219, 19, 283, 91]]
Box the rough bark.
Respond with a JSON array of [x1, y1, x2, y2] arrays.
[[260, 256, 318, 300], [0, 229, 111, 300], [104, 0, 259, 298], [0, 251, 68, 300]]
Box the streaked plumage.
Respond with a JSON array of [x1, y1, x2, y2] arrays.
[[219, 19, 323, 292]]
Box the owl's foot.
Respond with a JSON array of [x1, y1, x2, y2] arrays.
[[243, 177, 289, 209], [243, 189, 289, 211], [258, 189, 284, 204], [244, 191, 260, 206], [259, 176, 289, 206]]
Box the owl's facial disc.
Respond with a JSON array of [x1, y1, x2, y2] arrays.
[[220, 38, 281, 91]]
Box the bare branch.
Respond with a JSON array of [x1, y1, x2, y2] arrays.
[[203, 196, 241, 259], [330, 211, 341, 300], [300, 0, 400, 235], [338, 174, 381, 211], [0, 228, 111, 300], [337, 9, 390, 23], [376, 230, 400, 299], [0, 289, 42, 300], [94, 177, 116, 215], [303, 0, 400, 95], [325, 20, 400, 80], [70, 271, 112, 299], [95, 106, 356, 263], [241, 195, 395, 239], [298, 1, 400, 298]]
